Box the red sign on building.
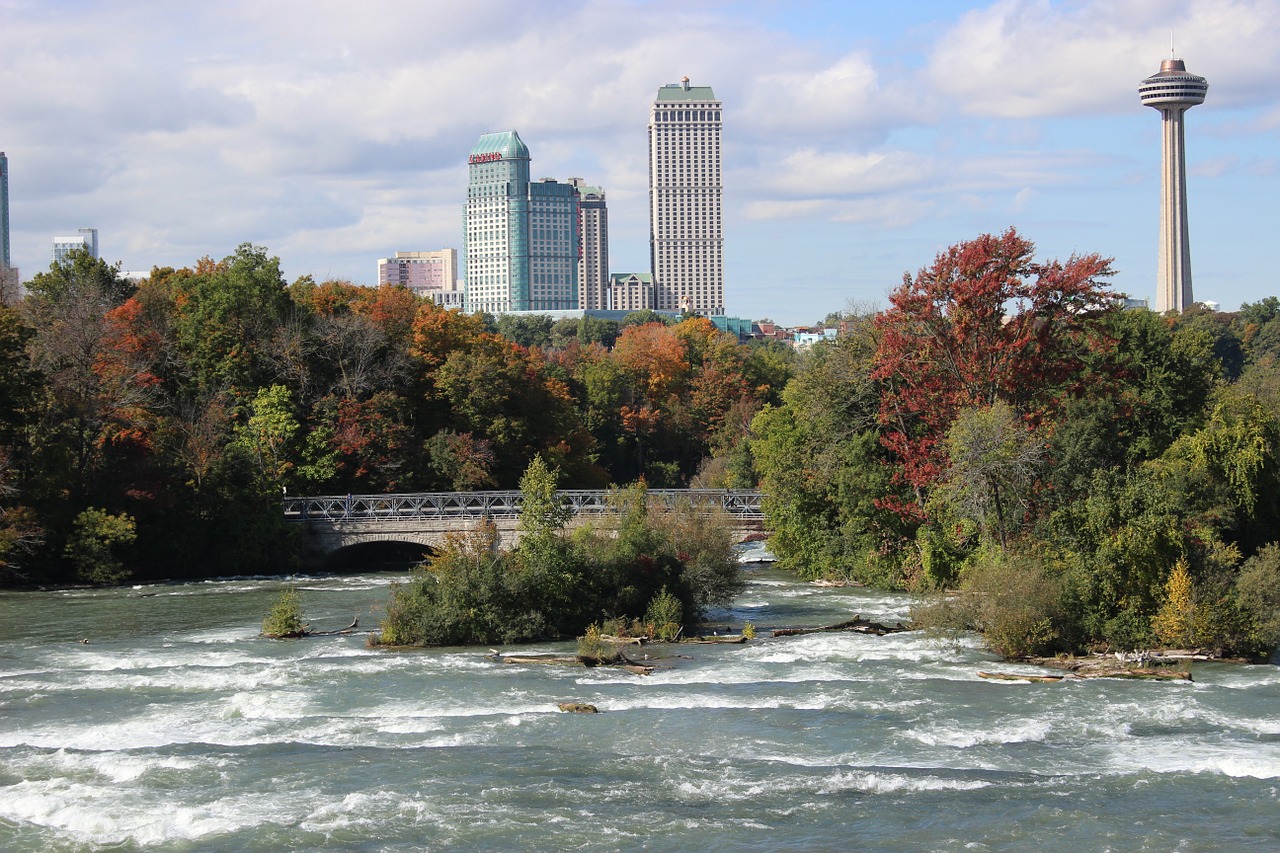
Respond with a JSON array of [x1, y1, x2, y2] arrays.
[[468, 152, 503, 164]]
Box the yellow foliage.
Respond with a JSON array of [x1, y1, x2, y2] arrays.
[[1152, 558, 1202, 648]]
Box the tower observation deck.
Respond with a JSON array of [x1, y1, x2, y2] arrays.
[[1139, 58, 1208, 314]]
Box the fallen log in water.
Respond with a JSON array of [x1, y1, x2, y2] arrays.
[[681, 635, 747, 644], [772, 617, 908, 638], [1027, 656, 1193, 681], [309, 616, 362, 637], [490, 653, 653, 675], [498, 655, 583, 667], [978, 671, 1065, 683], [264, 616, 362, 639], [600, 635, 646, 645]]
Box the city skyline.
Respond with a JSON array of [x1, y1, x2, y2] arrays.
[[2, 2, 1279, 324]]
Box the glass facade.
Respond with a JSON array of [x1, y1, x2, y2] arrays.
[[464, 131, 578, 314]]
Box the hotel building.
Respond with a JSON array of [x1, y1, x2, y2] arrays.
[[648, 77, 723, 315], [566, 178, 609, 311], [463, 131, 579, 314], [377, 250, 458, 297]]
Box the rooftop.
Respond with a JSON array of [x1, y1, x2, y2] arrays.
[[469, 130, 530, 161], [655, 81, 717, 103]]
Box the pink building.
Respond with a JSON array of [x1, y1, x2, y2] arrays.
[[377, 250, 458, 297]]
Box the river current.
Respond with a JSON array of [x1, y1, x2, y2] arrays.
[[1, 552, 1278, 852]]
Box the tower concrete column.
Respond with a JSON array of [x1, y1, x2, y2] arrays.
[[1140, 57, 1207, 314]]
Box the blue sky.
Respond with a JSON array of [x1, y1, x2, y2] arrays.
[[2, 0, 1278, 325]]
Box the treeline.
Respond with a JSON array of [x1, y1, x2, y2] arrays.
[[752, 228, 1280, 660], [0, 245, 791, 586]]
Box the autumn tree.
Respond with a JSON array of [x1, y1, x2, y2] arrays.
[[873, 228, 1115, 517]]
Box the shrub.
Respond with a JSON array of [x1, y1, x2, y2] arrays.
[[263, 586, 307, 637], [648, 500, 743, 615], [645, 587, 684, 642], [741, 621, 756, 640], [1103, 607, 1157, 652], [64, 508, 136, 585], [1232, 543, 1280, 659], [911, 552, 1067, 659], [577, 622, 621, 664]]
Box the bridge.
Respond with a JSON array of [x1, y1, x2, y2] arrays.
[[284, 489, 766, 569]]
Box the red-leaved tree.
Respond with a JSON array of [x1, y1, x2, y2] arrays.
[[872, 228, 1116, 517]]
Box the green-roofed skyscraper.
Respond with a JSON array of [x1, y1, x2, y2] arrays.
[[648, 77, 723, 316], [463, 130, 579, 314]]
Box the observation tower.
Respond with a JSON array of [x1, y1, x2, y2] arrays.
[[1139, 54, 1208, 313]]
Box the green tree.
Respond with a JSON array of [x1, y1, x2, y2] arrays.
[[262, 586, 308, 637], [169, 245, 292, 393], [64, 507, 136, 585], [518, 454, 570, 537], [942, 401, 1044, 547]]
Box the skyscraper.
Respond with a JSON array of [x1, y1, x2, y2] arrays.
[[463, 131, 579, 314], [1140, 54, 1208, 314], [566, 178, 609, 310], [53, 227, 99, 265], [648, 77, 723, 315], [0, 151, 10, 271]]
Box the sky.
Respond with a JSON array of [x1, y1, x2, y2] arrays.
[[2, 0, 1278, 325]]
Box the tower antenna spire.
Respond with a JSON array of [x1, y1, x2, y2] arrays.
[[1170, 30, 1175, 58]]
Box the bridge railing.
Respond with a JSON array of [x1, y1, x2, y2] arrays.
[[283, 489, 764, 523]]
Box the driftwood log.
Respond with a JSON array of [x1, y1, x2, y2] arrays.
[[490, 653, 653, 676], [263, 616, 361, 640], [978, 671, 1065, 683], [1025, 655, 1194, 681], [772, 617, 908, 638]]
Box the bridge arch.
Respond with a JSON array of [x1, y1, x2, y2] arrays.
[[287, 489, 766, 569], [320, 538, 439, 572]]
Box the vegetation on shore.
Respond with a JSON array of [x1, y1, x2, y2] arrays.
[[4, 229, 1280, 662], [752, 229, 1280, 660], [0, 247, 790, 586]]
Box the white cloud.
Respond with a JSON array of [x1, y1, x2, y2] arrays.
[[925, 0, 1280, 118]]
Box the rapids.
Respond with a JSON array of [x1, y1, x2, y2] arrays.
[[1, 559, 1277, 851]]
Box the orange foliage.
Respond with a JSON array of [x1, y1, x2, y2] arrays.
[[612, 322, 690, 400], [410, 302, 486, 370]]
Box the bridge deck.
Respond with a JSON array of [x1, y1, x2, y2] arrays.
[[284, 489, 764, 523]]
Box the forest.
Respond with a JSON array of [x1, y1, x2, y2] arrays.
[[0, 243, 790, 588], [2, 228, 1279, 658]]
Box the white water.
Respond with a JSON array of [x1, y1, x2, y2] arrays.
[[2, 564, 1278, 851]]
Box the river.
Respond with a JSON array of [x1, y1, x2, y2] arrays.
[[1, 555, 1278, 851]]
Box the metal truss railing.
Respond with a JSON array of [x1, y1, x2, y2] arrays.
[[283, 489, 764, 523]]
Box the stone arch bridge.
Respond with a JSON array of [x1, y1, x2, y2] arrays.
[[284, 489, 766, 569]]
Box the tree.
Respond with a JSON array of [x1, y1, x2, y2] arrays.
[[1151, 557, 1202, 649], [64, 507, 136, 585], [517, 454, 570, 537], [751, 328, 903, 583], [167, 245, 291, 393], [942, 401, 1045, 547], [873, 228, 1114, 517]]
